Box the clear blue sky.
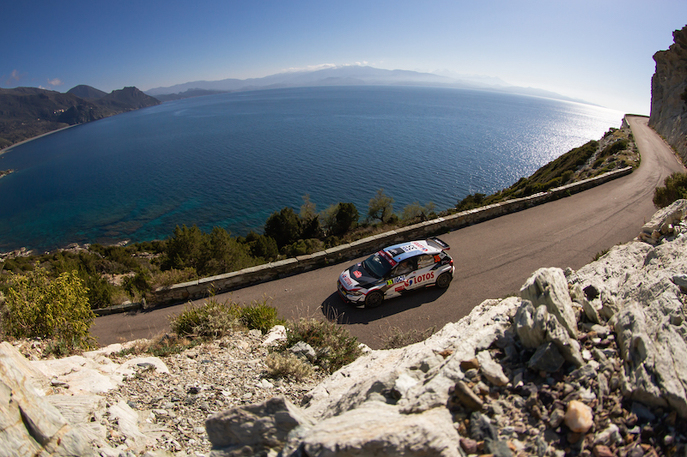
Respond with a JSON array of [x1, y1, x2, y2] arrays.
[[2, 0, 685, 114]]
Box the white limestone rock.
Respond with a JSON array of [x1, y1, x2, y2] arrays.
[[281, 402, 462, 457], [520, 267, 579, 339]]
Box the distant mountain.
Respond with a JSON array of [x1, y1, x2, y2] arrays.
[[0, 86, 160, 150], [145, 65, 591, 105], [97, 87, 161, 110], [153, 88, 229, 102], [67, 85, 108, 100]]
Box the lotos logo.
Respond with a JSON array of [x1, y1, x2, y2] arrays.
[[416, 272, 435, 283], [353, 270, 362, 279]]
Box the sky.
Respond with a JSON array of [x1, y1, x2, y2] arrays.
[[2, 0, 686, 115]]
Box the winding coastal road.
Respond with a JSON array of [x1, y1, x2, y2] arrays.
[[92, 116, 686, 349]]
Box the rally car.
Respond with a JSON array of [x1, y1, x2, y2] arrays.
[[337, 237, 455, 308]]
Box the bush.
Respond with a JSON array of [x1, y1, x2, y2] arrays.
[[169, 298, 240, 339], [653, 172, 687, 208], [284, 238, 324, 257], [264, 207, 302, 249], [456, 193, 486, 211], [285, 318, 362, 372], [401, 202, 436, 223], [367, 188, 394, 223], [246, 232, 279, 261], [170, 298, 283, 339], [235, 300, 284, 334], [1, 267, 95, 350], [163, 224, 206, 272], [331, 202, 359, 237], [265, 352, 314, 380]]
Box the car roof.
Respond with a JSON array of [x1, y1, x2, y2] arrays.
[[382, 239, 445, 263]]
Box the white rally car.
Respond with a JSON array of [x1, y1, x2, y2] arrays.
[[337, 237, 455, 308]]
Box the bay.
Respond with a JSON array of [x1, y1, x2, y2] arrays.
[[0, 86, 622, 253]]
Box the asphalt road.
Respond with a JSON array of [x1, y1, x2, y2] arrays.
[[91, 116, 686, 349]]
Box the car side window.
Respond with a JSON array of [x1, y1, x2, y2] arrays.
[[417, 254, 435, 269], [394, 258, 416, 276]]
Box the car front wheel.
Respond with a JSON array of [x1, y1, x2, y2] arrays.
[[436, 272, 452, 289], [365, 290, 384, 308]]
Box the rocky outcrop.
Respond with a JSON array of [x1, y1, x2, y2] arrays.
[[650, 24, 687, 164], [208, 200, 687, 456]]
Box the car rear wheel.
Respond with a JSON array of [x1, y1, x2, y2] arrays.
[[436, 272, 452, 289], [365, 290, 384, 308]]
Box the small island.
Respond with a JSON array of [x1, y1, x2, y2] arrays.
[[0, 169, 14, 179]]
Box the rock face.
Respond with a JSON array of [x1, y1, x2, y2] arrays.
[[650, 24, 687, 164]]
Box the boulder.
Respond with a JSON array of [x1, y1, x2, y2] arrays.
[[206, 396, 312, 454], [520, 267, 578, 339], [281, 402, 461, 457]]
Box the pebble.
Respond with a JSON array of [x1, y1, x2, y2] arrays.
[[565, 400, 594, 433]]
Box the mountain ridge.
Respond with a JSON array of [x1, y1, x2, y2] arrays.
[[145, 66, 593, 106], [0, 85, 160, 150]]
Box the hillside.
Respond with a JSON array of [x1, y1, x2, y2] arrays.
[[66, 84, 107, 100], [0, 86, 160, 150], [649, 24, 687, 163]]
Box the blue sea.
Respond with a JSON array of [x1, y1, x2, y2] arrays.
[[0, 86, 622, 253]]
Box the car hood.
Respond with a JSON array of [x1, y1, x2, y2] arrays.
[[339, 263, 379, 289]]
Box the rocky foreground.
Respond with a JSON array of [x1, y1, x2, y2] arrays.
[[2, 200, 687, 457]]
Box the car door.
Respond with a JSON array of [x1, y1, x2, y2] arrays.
[[412, 254, 438, 288], [385, 257, 418, 297]]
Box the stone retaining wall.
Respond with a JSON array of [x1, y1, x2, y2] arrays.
[[95, 166, 632, 315]]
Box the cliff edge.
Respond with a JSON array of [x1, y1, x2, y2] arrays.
[[650, 24, 687, 164]]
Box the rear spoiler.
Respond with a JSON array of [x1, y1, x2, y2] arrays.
[[427, 237, 450, 250]]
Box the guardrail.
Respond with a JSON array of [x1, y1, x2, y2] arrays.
[[94, 166, 632, 315]]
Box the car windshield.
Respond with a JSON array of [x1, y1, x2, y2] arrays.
[[361, 252, 393, 279]]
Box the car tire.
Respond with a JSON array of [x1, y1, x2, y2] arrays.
[[365, 290, 384, 308], [436, 272, 452, 289]]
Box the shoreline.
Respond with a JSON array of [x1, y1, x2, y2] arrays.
[[0, 124, 78, 157]]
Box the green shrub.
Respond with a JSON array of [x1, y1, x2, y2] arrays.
[[169, 298, 240, 339], [235, 300, 284, 333], [1, 267, 95, 350], [246, 232, 280, 261], [401, 201, 436, 223], [264, 207, 302, 249], [331, 202, 359, 237], [367, 188, 394, 223], [265, 352, 314, 380], [456, 193, 486, 211], [170, 298, 283, 339], [653, 172, 687, 208], [285, 318, 362, 372], [560, 170, 574, 184], [284, 238, 324, 257]]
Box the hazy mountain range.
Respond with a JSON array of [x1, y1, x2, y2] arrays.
[[146, 66, 592, 105]]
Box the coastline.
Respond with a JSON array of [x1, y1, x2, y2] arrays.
[[0, 124, 78, 157]]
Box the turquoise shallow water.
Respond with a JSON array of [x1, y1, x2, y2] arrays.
[[0, 86, 622, 252]]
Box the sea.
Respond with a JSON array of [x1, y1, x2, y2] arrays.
[[0, 85, 623, 253]]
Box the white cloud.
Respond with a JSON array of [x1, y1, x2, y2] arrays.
[[5, 69, 22, 85], [47, 78, 63, 86]]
